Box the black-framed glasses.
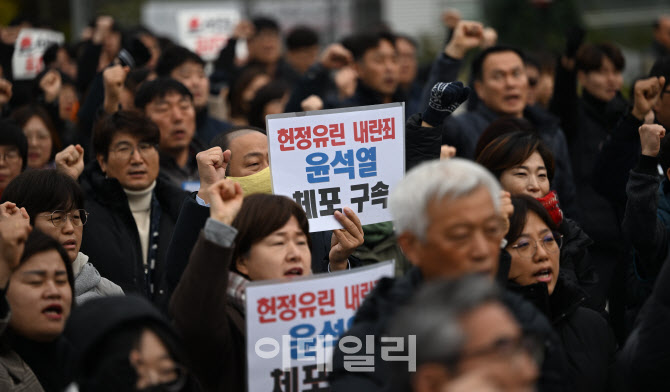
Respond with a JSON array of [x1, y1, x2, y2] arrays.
[[110, 142, 157, 161], [38, 209, 89, 227], [0, 149, 21, 163], [510, 232, 563, 259]]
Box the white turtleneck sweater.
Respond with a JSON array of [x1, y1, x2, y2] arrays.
[[123, 181, 156, 266]]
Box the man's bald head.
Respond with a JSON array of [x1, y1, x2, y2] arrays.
[[655, 16, 670, 51], [211, 127, 269, 177]]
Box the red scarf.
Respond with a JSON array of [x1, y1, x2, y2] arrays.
[[537, 190, 563, 226]]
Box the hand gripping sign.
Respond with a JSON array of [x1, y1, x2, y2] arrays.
[[246, 261, 412, 392], [267, 103, 405, 232]]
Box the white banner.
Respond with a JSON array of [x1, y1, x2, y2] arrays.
[[176, 9, 240, 62], [12, 28, 65, 80], [267, 103, 405, 232], [246, 261, 395, 392]]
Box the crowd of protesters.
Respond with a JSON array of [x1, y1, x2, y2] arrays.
[[0, 7, 669, 392]]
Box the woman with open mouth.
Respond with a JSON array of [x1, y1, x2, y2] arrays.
[[0, 226, 75, 392], [1, 169, 123, 305], [504, 195, 615, 392], [170, 178, 363, 392], [475, 122, 600, 311]]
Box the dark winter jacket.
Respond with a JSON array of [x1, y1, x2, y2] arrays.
[[558, 218, 599, 310], [170, 228, 246, 392], [616, 211, 670, 390], [329, 263, 570, 392], [79, 160, 188, 310], [565, 91, 628, 249], [508, 276, 616, 392], [195, 108, 232, 146]]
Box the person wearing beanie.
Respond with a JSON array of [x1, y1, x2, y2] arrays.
[[475, 123, 600, 312], [64, 295, 194, 392], [0, 119, 28, 197]]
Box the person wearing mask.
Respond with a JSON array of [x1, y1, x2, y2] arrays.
[[1, 170, 123, 304], [56, 111, 188, 311]]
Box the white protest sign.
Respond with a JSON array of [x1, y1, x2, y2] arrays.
[[12, 28, 65, 80], [246, 261, 395, 392], [267, 103, 405, 232], [176, 9, 240, 61]]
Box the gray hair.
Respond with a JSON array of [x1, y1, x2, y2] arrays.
[[387, 276, 502, 390], [389, 158, 502, 241]]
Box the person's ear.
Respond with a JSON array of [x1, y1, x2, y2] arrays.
[[412, 363, 451, 392], [665, 167, 670, 183], [396, 231, 422, 267], [236, 256, 249, 276], [96, 154, 107, 173]]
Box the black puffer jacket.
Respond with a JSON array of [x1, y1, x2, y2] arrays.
[[508, 275, 617, 392], [329, 263, 570, 392], [80, 161, 188, 311], [558, 218, 600, 310]]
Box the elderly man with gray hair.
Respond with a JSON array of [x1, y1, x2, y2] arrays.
[[329, 158, 569, 392]]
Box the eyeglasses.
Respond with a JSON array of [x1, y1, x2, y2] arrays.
[[510, 233, 563, 258], [38, 209, 89, 227], [0, 149, 21, 163], [110, 142, 157, 161], [457, 333, 545, 367]]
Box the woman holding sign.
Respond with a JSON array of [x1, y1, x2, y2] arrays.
[[169, 178, 363, 392]]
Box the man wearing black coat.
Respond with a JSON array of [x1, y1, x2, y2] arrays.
[[59, 111, 188, 311]]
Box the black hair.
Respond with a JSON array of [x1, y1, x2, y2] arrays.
[[133, 78, 193, 110], [92, 111, 160, 160], [247, 81, 289, 130], [155, 45, 205, 77], [471, 45, 526, 82], [505, 194, 558, 246], [252, 16, 280, 34], [342, 31, 397, 61], [395, 34, 418, 49], [285, 26, 319, 50], [1, 170, 84, 225], [19, 229, 75, 299], [0, 119, 28, 171], [575, 43, 625, 73]]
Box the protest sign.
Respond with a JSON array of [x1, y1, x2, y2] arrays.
[[267, 103, 405, 232], [176, 9, 240, 61], [12, 28, 65, 80], [246, 261, 395, 392]]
